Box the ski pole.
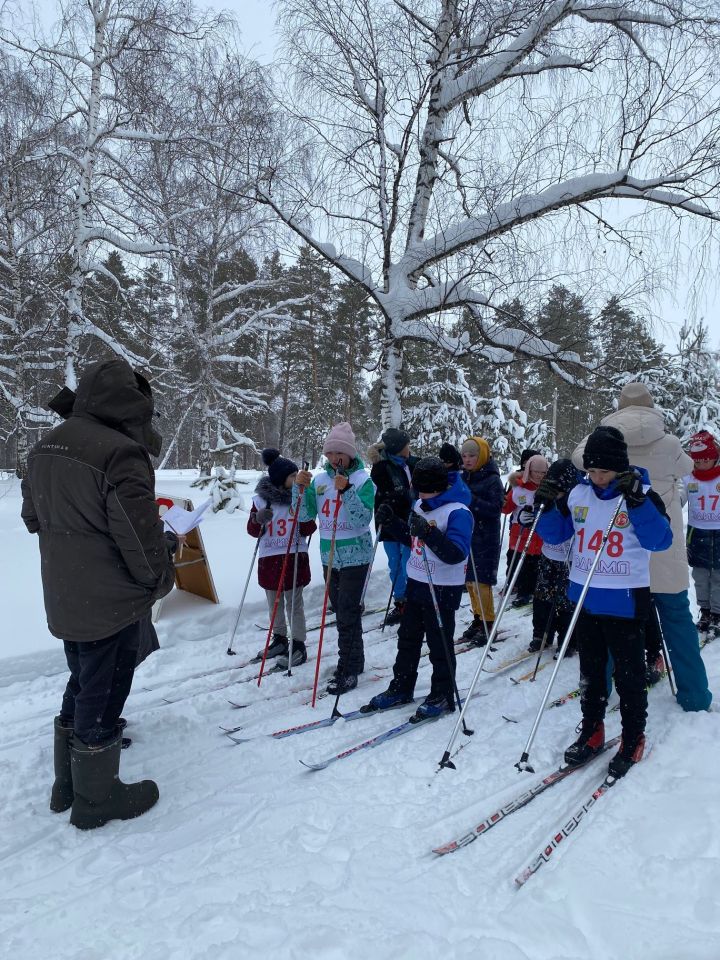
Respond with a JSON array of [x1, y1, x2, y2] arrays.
[[528, 537, 575, 681], [286, 461, 310, 677], [436, 505, 546, 771], [514, 497, 626, 774], [257, 483, 306, 685], [226, 531, 263, 655], [311, 469, 344, 707], [359, 524, 383, 611], [653, 602, 677, 697], [468, 550, 490, 645], [420, 545, 473, 733]]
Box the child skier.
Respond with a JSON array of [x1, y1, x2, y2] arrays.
[[294, 423, 375, 695], [684, 430, 720, 638], [248, 449, 316, 667], [363, 457, 473, 720], [528, 458, 580, 656], [536, 426, 672, 778], [367, 428, 418, 625], [459, 436, 504, 645], [502, 454, 548, 606]]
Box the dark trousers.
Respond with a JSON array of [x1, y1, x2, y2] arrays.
[[577, 611, 647, 739], [507, 549, 539, 598], [60, 618, 145, 745], [643, 605, 662, 662], [392, 595, 456, 700], [326, 564, 368, 674], [532, 598, 576, 649]]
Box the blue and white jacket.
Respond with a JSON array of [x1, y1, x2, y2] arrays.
[[537, 467, 672, 619]]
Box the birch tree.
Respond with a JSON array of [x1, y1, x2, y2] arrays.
[[1, 0, 221, 389], [0, 49, 68, 473], [261, 0, 720, 425]]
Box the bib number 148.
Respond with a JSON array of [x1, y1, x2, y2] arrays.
[[577, 527, 624, 558]]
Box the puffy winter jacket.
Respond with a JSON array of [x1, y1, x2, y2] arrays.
[[503, 482, 543, 555], [21, 359, 176, 642], [573, 403, 692, 594], [367, 444, 419, 541], [538, 468, 672, 618], [462, 458, 504, 585], [247, 475, 316, 589], [294, 457, 375, 568]]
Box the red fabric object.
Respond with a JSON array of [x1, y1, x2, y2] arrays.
[[502, 483, 543, 555], [693, 465, 720, 482], [247, 506, 316, 590], [689, 430, 719, 462]]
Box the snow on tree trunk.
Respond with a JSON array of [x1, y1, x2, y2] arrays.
[[380, 338, 404, 428]]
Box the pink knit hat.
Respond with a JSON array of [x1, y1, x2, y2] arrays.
[[522, 454, 549, 483], [323, 421, 357, 459]]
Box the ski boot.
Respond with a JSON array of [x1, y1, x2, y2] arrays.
[[645, 654, 665, 687], [360, 685, 414, 714], [459, 615, 483, 644], [527, 635, 544, 654], [410, 692, 455, 723], [255, 634, 287, 662], [384, 600, 407, 627], [696, 608, 711, 636], [511, 595, 533, 609], [276, 640, 308, 670], [564, 719, 605, 767], [608, 732, 646, 779], [326, 671, 358, 696]]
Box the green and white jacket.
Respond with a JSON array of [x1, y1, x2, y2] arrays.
[[294, 458, 376, 568]]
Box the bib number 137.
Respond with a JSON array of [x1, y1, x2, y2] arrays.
[[577, 527, 624, 557]]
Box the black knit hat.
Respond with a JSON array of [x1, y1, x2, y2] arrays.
[[582, 427, 630, 472], [262, 447, 298, 487], [439, 442, 462, 469], [520, 448, 540, 468], [412, 456, 449, 494], [547, 458, 581, 493], [382, 427, 410, 456]]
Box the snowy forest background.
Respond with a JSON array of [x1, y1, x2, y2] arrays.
[[3, 0, 720, 478]]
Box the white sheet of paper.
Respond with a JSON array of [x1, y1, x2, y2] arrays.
[[162, 498, 212, 536]]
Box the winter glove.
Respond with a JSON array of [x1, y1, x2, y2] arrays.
[[615, 470, 646, 508], [164, 530, 179, 555], [409, 512, 431, 541], [534, 479, 561, 512], [517, 504, 535, 528], [375, 503, 395, 527], [255, 508, 273, 525]]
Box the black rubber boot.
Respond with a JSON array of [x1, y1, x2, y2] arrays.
[[70, 732, 159, 830], [50, 716, 74, 813]]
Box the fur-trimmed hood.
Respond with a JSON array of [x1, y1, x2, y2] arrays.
[[254, 474, 292, 506]]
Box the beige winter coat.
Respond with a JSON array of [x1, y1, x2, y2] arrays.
[[572, 405, 692, 594]]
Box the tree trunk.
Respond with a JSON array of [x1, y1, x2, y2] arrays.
[[380, 338, 404, 427]]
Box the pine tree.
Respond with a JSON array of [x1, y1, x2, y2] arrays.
[[474, 368, 533, 472], [664, 321, 720, 442], [403, 353, 477, 455]]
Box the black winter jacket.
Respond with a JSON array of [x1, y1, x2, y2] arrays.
[[368, 447, 419, 542], [21, 359, 176, 642], [687, 526, 720, 570], [462, 459, 504, 585]]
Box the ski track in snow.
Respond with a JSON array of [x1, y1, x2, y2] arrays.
[[2, 472, 720, 960]]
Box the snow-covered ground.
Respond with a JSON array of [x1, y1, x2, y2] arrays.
[[1, 470, 719, 960]]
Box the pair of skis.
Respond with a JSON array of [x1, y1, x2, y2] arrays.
[[431, 735, 645, 887]]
